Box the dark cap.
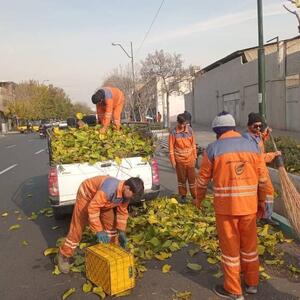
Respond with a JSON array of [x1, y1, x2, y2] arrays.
[[247, 112, 263, 126]]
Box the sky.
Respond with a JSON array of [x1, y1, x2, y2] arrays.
[[0, 0, 298, 107]]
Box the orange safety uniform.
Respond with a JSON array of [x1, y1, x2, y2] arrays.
[[242, 130, 275, 219], [169, 125, 197, 199], [196, 130, 268, 296], [60, 176, 128, 257], [96, 87, 125, 130]]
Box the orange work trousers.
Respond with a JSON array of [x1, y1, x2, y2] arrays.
[[175, 162, 196, 199], [97, 102, 125, 130], [60, 197, 118, 258], [216, 213, 259, 295]]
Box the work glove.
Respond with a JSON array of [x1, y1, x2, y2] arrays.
[[264, 201, 273, 219], [118, 231, 127, 249], [257, 201, 265, 220], [96, 231, 110, 244]]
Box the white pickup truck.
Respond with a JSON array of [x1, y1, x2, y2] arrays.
[[47, 127, 160, 219]]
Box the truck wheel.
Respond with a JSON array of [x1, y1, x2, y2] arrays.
[[53, 207, 65, 220]]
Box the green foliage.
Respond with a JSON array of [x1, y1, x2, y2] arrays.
[[51, 125, 154, 164], [265, 136, 300, 175]]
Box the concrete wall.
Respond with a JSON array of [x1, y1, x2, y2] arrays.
[[192, 38, 300, 131]]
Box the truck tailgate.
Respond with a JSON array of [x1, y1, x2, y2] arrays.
[[57, 157, 152, 203]]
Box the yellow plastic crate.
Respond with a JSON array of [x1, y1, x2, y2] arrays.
[[85, 243, 135, 295]]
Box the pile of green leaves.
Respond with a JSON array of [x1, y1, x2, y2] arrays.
[[50, 197, 297, 281], [265, 136, 300, 175], [50, 125, 154, 164]]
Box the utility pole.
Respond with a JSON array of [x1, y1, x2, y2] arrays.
[[257, 0, 266, 119]]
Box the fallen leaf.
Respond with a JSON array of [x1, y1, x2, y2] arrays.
[[258, 245, 265, 255], [187, 262, 202, 271], [175, 290, 192, 300], [43, 247, 58, 256], [22, 240, 28, 246], [17, 216, 22, 221], [92, 286, 106, 299], [188, 248, 200, 257], [82, 281, 93, 293], [70, 266, 82, 273], [14, 210, 20, 214], [79, 242, 89, 249], [149, 237, 160, 247], [213, 270, 223, 278], [52, 265, 61, 275], [155, 252, 172, 261], [51, 226, 60, 230], [207, 257, 218, 264], [162, 264, 171, 273], [28, 212, 38, 221], [285, 239, 293, 243], [260, 271, 271, 280], [1, 212, 8, 217], [27, 194, 33, 198], [62, 288, 76, 300], [9, 224, 21, 231]]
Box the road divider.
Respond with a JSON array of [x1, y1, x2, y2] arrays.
[[0, 164, 18, 175]]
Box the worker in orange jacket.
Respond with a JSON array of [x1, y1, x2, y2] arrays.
[[57, 176, 144, 274], [242, 112, 281, 224], [169, 113, 197, 203], [91, 87, 125, 133], [195, 111, 268, 299]]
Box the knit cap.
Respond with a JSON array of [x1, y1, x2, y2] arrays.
[[212, 111, 236, 135]]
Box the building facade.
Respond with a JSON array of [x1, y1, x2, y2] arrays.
[[185, 36, 300, 131]]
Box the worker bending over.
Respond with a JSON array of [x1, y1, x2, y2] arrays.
[[57, 176, 144, 274], [169, 113, 197, 203], [91, 87, 125, 133], [195, 111, 268, 300], [243, 112, 281, 225]]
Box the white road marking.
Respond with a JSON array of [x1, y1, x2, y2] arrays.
[[0, 164, 18, 175], [34, 148, 46, 155], [6, 145, 16, 149]]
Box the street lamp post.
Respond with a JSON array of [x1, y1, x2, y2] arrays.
[[257, 0, 266, 119], [111, 42, 135, 85]]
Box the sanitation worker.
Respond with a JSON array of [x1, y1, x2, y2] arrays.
[[169, 113, 197, 203], [195, 111, 268, 299], [91, 87, 125, 133], [57, 176, 144, 274], [242, 112, 281, 225]]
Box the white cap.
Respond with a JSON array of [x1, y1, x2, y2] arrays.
[[212, 112, 236, 128]]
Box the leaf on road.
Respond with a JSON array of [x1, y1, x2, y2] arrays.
[[9, 224, 21, 231], [285, 239, 293, 243], [162, 264, 171, 273], [28, 212, 38, 221], [207, 257, 218, 264], [52, 226, 60, 230], [154, 252, 172, 261], [1, 212, 8, 217], [62, 288, 76, 300], [149, 237, 160, 247], [213, 270, 223, 278], [260, 271, 271, 280], [258, 245, 265, 255], [14, 210, 20, 214], [79, 242, 90, 249], [52, 265, 61, 275], [22, 240, 29, 246], [43, 247, 58, 256], [70, 266, 83, 273], [92, 286, 106, 299], [188, 248, 200, 257], [26, 194, 33, 198], [82, 281, 93, 293], [115, 290, 131, 297], [187, 262, 202, 271], [174, 290, 192, 300], [17, 216, 22, 221]]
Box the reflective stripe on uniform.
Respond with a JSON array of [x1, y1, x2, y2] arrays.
[[214, 185, 257, 191], [241, 256, 259, 262], [214, 191, 257, 197]]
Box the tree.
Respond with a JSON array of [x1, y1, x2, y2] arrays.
[[283, 0, 300, 33], [4, 80, 74, 120], [140, 50, 187, 128]]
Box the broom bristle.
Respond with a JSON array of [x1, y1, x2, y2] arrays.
[[278, 166, 300, 238]]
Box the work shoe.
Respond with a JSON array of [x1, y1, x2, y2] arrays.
[[213, 285, 244, 300], [245, 285, 258, 294], [56, 252, 71, 274]]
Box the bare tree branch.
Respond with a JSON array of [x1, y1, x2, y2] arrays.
[[283, 4, 300, 24]]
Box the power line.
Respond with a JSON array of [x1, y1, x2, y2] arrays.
[[136, 0, 165, 55]]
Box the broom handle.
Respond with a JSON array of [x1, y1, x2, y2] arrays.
[[269, 132, 278, 152]]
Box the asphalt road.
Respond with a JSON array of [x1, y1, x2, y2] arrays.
[[0, 133, 299, 300]]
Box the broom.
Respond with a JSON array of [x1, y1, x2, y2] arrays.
[[269, 134, 300, 238]]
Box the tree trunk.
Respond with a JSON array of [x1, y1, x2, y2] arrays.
[[166, 92, 170, 128]]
